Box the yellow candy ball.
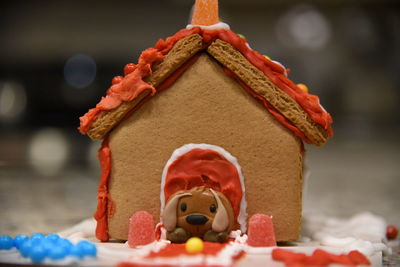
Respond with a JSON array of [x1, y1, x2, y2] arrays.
[[297, 83, 309, 93], [185, 237, 204, 254]]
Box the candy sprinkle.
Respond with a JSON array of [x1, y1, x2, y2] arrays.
[[263, 55, 271, 60], [297, 83, 309, 93], [386, 225, 398, 240]]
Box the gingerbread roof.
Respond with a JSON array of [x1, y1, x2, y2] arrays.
[[79, 27, 333, 146]]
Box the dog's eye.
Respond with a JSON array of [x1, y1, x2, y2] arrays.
[[210, 204, 217, 213], [180, 202, 187, 212]]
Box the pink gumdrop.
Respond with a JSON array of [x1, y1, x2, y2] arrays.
[[128, 211, 156, 247], [247, 214, 276, 247]]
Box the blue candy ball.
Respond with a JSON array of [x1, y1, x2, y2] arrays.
[[30, 246, 47, 263], [46, 233, 60, 243], [57, 238, 72, 252], [48, 246, 67, 260], [69, 245, 84, 258], [14, 234, 28, 249], [76, 240, 97, 257], [31, 233, 45, 239], [41, 240, 54, 253], [31, 233, 45, 245], [0, 235, 14, 250], [20, 240, 33, 258]]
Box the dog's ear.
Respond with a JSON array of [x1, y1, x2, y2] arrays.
[[162, 192, 192, 231], [210, 189, 230, 232]]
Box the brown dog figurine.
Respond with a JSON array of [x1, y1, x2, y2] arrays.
[[162, 186, 235, 243]]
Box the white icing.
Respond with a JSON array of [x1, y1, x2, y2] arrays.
[[155, 222, 167, 240], [302, 212, 387, 256], [186, 22, 230, 30], [0, 214, 387, 266], [271, 60, 288, 76], [160, 143, 248, 233], [57, 218, 96, 239]]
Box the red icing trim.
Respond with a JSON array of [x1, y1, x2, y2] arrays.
[[79, 27, 333, 144], [93, 139, 112, 242], [272, 248, 371, 267], [164, 148, 242, 219], [79, 49, 164, 134]]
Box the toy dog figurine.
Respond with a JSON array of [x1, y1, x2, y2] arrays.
[[162, 186, 235, 243]]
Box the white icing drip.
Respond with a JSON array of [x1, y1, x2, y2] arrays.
[[159, 143, 248, 233], [186, 22, 230, 30], [271, 60, 288, 77], [231, 230, 248, 244], [155, 222, 167, 240], [317, 98, 328, 114]]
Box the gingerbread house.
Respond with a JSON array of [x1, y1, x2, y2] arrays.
[[79, 1, 333, 243]]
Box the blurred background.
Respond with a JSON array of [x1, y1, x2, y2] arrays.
[[0, 0, 399, 236]]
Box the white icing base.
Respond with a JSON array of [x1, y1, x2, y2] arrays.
[[0, 212, 387, 266], [160, 143, 248, 233]]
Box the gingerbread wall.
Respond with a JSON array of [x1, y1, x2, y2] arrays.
[[107, 53, 303, 241]]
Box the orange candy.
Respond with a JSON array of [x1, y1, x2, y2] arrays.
[[191, 0, 219, 26], [297, 83, 309, 93]]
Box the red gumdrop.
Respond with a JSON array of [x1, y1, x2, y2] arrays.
[[386, 225, 398, 240], [247, 214, 276, 247], [124, 63, 136, 76], [112, 76, 124, 85], [128, 211, 156, 247]]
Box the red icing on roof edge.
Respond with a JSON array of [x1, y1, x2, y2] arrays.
[[79, 27, 333, 144]]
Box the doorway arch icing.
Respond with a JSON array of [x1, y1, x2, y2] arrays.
[[160, 143, 248, 232]]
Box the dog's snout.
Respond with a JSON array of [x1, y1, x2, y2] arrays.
[[186, 214, 208, 225]]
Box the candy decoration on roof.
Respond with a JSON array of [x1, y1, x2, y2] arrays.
[[191, 0, 219, 25]]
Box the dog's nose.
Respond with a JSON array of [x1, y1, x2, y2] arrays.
[[186, 215, 208, 225]]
